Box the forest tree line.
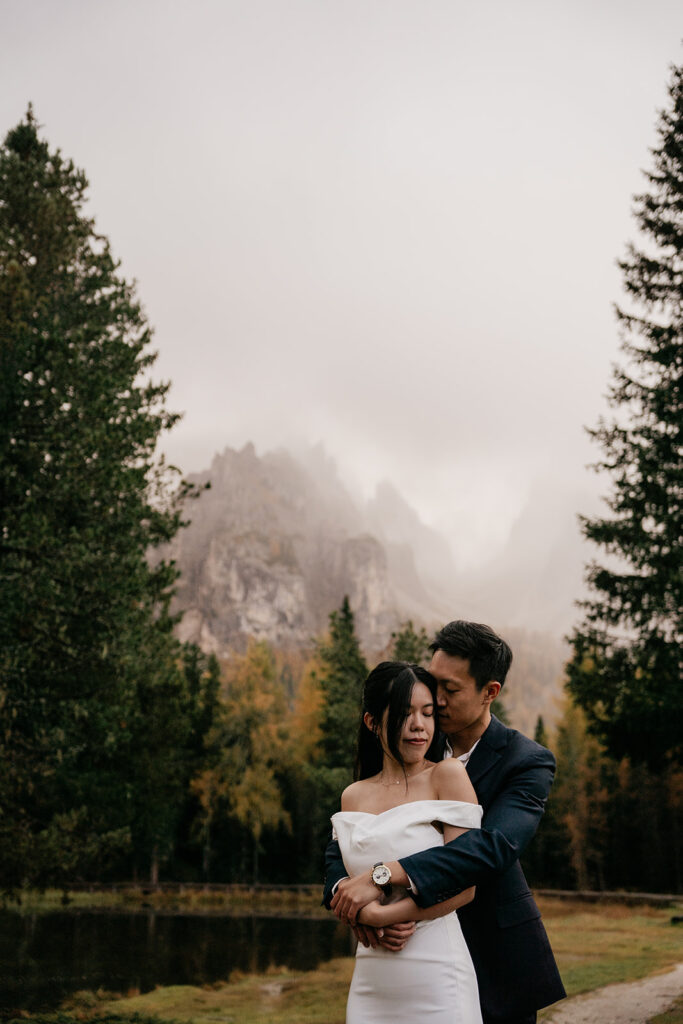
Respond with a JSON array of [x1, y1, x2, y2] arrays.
[[144, 609, 683, 894], [5, 585, 678, 892]]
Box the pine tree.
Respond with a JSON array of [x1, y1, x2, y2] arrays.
[[391, 620, 431, 664], [316, 596, 368, 771], [299, 598, 368, 872], [492, 692, 511, 726], [0, 109, 197, 886], [567, 61, 683, 767], [534, 716, 548, 747], [522, 715, 570, 888]]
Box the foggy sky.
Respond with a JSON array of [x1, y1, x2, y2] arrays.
[[2, 0, 682, 568]]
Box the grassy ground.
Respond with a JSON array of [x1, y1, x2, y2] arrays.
[[650, 995, 683, 1023], [537, 899, 683, 1013], [67, 960, 354, 1024], [6, 898, 682, 1024]]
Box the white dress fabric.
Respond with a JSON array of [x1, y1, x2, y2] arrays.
[[331, 799, 484, 1024]]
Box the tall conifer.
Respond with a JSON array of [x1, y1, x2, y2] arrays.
[[0, 110, 196, 884], [391, 620, 430, 664], [567, 62, 683, 766], [317, 596, 368, 770]]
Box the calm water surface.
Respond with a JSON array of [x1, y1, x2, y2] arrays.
[[0, 907, 352, 1014]]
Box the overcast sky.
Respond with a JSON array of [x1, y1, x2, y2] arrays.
[[3, 0, 681, 567]]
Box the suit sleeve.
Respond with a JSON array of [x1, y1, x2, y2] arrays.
[[399, 745, 555, 909], [322, 834, 348, 908]]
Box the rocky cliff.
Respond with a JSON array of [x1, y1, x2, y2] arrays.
[[167, 443, 451, 654], [163, 442, 571, 733]]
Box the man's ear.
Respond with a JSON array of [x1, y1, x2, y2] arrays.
[[483, 682, 502, 704], [363, 711, 376, 732]]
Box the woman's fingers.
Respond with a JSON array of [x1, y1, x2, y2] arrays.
[[378, 921, 416, 952]]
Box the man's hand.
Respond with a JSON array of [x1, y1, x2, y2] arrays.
[[351, 922, 383, 948], [331, 873, 378, 924], [378, 922, 416, 952]]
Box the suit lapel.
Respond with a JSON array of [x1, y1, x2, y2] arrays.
[[465, 714, 508, 792]]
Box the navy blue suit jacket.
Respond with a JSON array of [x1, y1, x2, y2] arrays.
[[323, 715, 566, 1021]]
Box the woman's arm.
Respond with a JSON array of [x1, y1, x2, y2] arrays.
[[359, 886, 476, 928], [358, 760, 480, 930], [332, 760, 480, 924]]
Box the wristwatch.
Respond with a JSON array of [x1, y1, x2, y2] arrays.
[[371, 862, 392, 895]]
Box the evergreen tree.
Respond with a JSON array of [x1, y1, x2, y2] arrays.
[[316, 596, 368, 771], [567, 61, 683, 767], [492, 692, 511, 726], [391, 620, 431, 664], [522, 715, 569, 889], [302, 597, 369, 857], [534, 715, 548, 747], [0, 109, 196, 886], [182, 645, 222, 769], [125, 647, 194, 883]]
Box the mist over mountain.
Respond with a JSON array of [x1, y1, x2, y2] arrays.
[[166, 442, 584, 731], [459, 479, 590, 637], [167, 443, 452, 655]]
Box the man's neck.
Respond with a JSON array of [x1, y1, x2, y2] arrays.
[[447, 711, 491, 758]]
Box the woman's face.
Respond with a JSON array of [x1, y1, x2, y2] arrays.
[[381, 680, 435, 765]]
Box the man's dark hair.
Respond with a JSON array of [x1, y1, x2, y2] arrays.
[[430, 620, 513, 690]]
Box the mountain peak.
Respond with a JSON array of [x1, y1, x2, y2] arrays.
[[170, 444, 448, 654]]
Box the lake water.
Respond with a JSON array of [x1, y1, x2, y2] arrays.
[[0, 907, 353, 1014]]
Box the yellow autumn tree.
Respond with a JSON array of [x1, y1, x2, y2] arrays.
[[288, 653, 324, 765], [551, 700, 611, 890], [192, 640, 291, 882]]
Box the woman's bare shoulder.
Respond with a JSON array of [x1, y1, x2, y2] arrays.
[[432, 758, 468, 782], [432, 758, 478, 803], [340, 778, 375, 811]]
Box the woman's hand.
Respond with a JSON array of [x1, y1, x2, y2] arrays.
[[351, 922, 384, 948], [359, 886, 476, 930], [378, 922, 417, 951], [357, 898, 388, 928]]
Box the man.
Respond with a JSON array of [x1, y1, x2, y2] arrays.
[[323, 620, 566, 1024]]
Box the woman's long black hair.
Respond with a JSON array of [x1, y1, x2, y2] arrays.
[[354, 661, 443, 781]]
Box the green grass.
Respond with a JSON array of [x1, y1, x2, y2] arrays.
[[6, 1017, 157, 1024], [650, 995, 683, 1023], [69, 960, 355, 1024], [537, 898, 682, 1004]]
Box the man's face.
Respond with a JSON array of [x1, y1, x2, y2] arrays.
[[428, 650, 490, 738]]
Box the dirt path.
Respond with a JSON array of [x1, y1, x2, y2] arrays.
[[544, 964, 683, 1024]]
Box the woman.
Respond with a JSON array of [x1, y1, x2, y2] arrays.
[[331, 661, 483, 1024]]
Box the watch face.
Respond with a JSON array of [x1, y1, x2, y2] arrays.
[[372, 864, 391, 886]]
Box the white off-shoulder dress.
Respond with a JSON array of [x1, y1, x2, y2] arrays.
[[331, 799, 483, 1024]]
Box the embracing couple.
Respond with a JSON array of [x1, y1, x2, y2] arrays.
[[323, 619, 566, 1024]]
